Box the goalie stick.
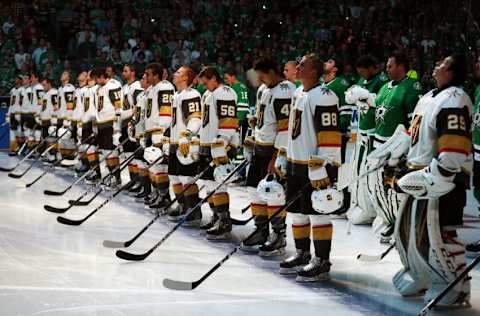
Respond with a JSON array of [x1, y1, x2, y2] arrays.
[[418, 256, 480, 315], [56, 147, 157, 226], [43, 137, 130, 196], [8, 127, 72, 179], [102, 162, 216, 249], [162, 182, 310, 290], [115, 159, 249, 260], [25, 135, 95, 188], [356, 243, 395, 262]]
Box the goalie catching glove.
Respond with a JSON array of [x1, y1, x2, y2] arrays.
[[397, 159, 456, 199], [345, 85, 376, 114]]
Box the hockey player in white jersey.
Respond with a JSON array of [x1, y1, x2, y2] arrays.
[[39, 77, 60, 162], [128, 74, 150, 197], [240, 59, 296, 255], [71, 71, 89, 174], [88, 67, 123, 187], [391, 54, 472, 307], [15, 75, 30, 154], [166, 66, 203, 226], [57, 71, 76, 161], [197, 66, 239, 239], [142, 63, 174, 210], [279, 54, 342, 282], [7, 75, 23, 155], [121, 64, 144, 191], [79, 72, 99, 176], [28, 72, 44, 152]]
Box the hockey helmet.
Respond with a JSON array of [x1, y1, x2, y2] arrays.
[[176, 136, 200, 165], [144, 146, 163, 164], [257, 174, 286, 203], [311, 187, 344, 214], [213, 163, 237, 183]]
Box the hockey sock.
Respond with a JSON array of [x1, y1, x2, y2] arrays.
[[172, 183, 184, 207], [291, 213, 311, 252], [252, 202, 268, 228], [87, 150, 101, 176], [311, 216, 333, 261], [106, 156, 120, 181], [128, 162, 138, 182], [268, 203, 286, 232], [212, 191, 229, 214], [184, 184, 201, 218]]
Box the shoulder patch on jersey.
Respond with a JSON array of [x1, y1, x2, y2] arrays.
[[413, 81, 422, 91], [341, 78, 349, 86], [320, 86, 332, 95], [379, 73, 388, 81]]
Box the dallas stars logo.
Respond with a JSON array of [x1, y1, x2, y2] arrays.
[[375, 103, 389, 123], [279, 83, 290, 90]]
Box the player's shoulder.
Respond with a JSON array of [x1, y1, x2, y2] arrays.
[[106, 79, 122, 89], [131, 80, 142, 90], [182, 87, 201, 99], [310, 84, 339, 105], [50, 88, 58, 94], [403, 77, 422, 91], [436, 86, 472, 110], [338, 76, 350, 88], [157, 80, 175, 91], [214, 85, 235, 97]]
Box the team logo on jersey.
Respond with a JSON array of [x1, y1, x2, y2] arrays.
[[42, 99, 47, 112], [98, 96, 104, 112], [146, 99, 153, 118], [123, 95, 131, 110], [27, 92, 33, 102], [134, 106, 141, 122], [291, 109, 302, 140], [413, 82, 422, 91], [202, 103, 210, 127], [375, 103, 389, 123], [84, 98, 90, 112], [257, 104, 266, 129], [409, 114, 422, 146]]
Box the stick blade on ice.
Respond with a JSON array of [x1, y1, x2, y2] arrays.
[[115, 249, 149, 261], [8, 172, 23, 178], [356, 254, 382, 262], [44, 204, 70, 213], [44, 189, 65, 196], [57, 216, 84, 226], [0, 166, 15, 172], [163, 278, 194, 291], [102, 240, 126, 248]]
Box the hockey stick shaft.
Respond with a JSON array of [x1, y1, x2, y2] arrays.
[[0, 123, 44, 171], [163, 182, 309, 290], [418, 256, 480, 315], [57, 149, 160, 226], [9, 127, 72, 178], [44, 137, 130, 195], [104, 162, 214, 248], [116, 159, 249, 260], [337, 161, 387, 190], [26, 135, 95, 188], [357, 243, 395, 262]]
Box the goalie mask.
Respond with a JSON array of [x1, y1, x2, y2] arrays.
[[144, 146, 163, 164], [176, 136, 199, 165], [213, 163, 237, 183], [311, 187, 344, 214], [257, 174, 285, 202]]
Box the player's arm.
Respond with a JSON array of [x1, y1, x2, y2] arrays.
[[182, 95, 202, 135], [157, 90, 173, 130]]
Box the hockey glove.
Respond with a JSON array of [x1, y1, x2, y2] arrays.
[[243, 135, 255, 161], [178, 130, 191, 157], [248, 115, 257, 129], [308, 156, 331, 189], [274, 147, 287, 178], [211, 137, 229, 166], [113, 130, 121, 146]]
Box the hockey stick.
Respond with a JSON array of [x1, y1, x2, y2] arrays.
[[337, 161, 387, 190], [241, 205, 250, 214], [162, 182, 309, 290], [56, 147, 156, 226], [25, 135, 95, 188], [0, 124, 43, 172], [103, 162, 215, 249], [357, 243, 396, 262], [115, 159, 249, 260], [231, 215, 254, 225], [418, 256, 480, 315], [43, 137, 130, 196], [43, 145, 133, 213], [8, 127, 72, 179]]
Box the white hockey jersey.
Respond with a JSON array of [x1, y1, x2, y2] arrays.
[[170, 87, 202, 144], [122, 80, 143, 122], [81, 85, 98, 124], [287, 84, 341, 172], [8, 87, 20, 115], [255, 80, 295, 151], [407, 86, 472, 174], [20, 85, 33, 114], [72, 85, 89, 122], [144, 80, 175, 133], [16, 86, 26, 114], [134, 88, 149, 138], [200, 85, 238, 148], [40, 88, 59, 122], [58, 83, 75, 120], [30, 83, 44, 116], [95, 79, 122, 125]]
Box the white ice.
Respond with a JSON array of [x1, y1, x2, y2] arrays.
[[0, 151, 479, 316]]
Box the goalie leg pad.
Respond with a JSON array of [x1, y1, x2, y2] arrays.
[[423, 199, 470, 305]]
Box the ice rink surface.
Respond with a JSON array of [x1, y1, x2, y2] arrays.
[[0, 152, 479, 316]]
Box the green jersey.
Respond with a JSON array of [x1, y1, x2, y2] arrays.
[[231, 81, 249, 120], [195, 83, 206, 96], [374, 77, 422, 146], [356, 72, 389, 133], [323, 76, 351, 134]]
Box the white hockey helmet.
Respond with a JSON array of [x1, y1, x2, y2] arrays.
[[144, 146, 163, 164], [257, 174, 285, 203], [311, 187, 344, 214], [213, 163, 237, 183], [176, 136, 199, 165]]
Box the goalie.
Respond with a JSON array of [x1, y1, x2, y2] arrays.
[[390, 54, 472, 307]]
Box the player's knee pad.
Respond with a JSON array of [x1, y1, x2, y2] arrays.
[[179, 175, 195, 185], [151, 132, 163, 147], [87, 145, 98, 162], [291, 213, 310, 226], [169, 175, 181, 185], [310, 214, 332, 226], [34, 130, 42, 141], [201, 179, 218, 193]]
